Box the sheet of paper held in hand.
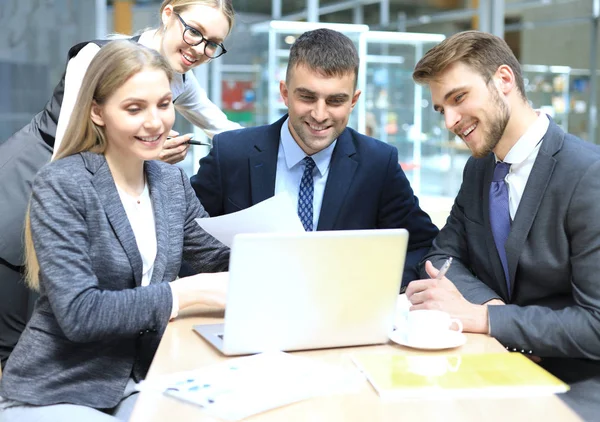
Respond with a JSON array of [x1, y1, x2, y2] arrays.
[[195, 193, 305, 247]]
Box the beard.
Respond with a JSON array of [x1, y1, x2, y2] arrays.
[[470, 85, 510, 159]]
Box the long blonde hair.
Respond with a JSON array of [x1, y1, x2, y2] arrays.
[[158, 0, 235, 35], [24, 40, 174, 290]]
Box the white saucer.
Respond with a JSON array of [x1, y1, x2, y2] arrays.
[[389, 328, 467, 350]]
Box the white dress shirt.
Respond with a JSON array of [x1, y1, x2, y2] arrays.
[[275, 118, 336, 230], [497, 112, 550, 219]]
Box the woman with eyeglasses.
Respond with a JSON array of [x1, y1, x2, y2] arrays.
[[56, 0, 241, 163], [0, 0, 239, 372]]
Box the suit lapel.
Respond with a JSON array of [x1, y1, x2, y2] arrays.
[[506, 124, 562, 295], [482, 155, 510, 299], [86, 153, 143, 286], [317, 129, 358, 230], [145, 161, 168, 285], [249, 116, 284, 205]]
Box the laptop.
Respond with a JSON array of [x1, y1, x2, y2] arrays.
[[194, 228, 408, 356]]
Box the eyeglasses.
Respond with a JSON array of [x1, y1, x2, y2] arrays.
[[174, 13, 227, 59]]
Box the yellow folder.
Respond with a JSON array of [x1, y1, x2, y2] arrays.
[[351, 352, 569, 400]]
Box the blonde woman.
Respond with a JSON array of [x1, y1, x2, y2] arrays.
[[0, 0, 239, 369], [54, 0, 241, 162], [0, 40, 229, 422]]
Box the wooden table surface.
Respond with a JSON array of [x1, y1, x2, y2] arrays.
[[129, 307, 581, 422]]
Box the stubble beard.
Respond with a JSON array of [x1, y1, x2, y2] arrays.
[[471, 87, 510, 159]]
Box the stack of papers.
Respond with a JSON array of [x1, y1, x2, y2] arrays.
[[137, 351, 358, 420], [351, 351, 569, 400]]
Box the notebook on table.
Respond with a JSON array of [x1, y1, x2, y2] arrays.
[[194, 229, 409, 356], [351, 351, 569, 399]]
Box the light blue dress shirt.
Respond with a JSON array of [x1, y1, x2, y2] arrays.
[[275, 117, 336, 231]]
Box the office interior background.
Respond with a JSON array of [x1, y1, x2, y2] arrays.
[[1, 0, 598, 219]]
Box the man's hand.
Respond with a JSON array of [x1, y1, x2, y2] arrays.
[[406, 260, 490, 333], [159, 130, 191, 164]]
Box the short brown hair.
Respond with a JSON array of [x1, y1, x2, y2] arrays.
[[413, 31, 526, 101], [286, 28, 359, 88]]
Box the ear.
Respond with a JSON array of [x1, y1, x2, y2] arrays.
[[90, 101, 105, 127], [161, 5, 173, 27], [495, 65, 515, 95], [350, 89, 362, 109], [279, 80, 290, 107]]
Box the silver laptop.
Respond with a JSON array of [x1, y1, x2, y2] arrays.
[[194, 229, 408, 355]]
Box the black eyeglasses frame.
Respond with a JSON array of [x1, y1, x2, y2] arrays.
[[173, 12, 227, 59]]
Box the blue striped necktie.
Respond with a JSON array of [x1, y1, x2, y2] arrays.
[[298, 156, 316, 231]]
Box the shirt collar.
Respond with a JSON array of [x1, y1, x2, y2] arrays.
[[496, 111, 549, 165], [138, 30, 155, 48], [279, 117, 336, 176]]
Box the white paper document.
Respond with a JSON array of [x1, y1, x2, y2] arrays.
[[136, 351, 359, 421], [195, 193, 304, 247]]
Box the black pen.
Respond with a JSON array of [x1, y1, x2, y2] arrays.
[[186, 139, 212, 147], [166, 136, 211, 147]]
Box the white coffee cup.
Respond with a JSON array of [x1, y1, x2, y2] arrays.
[[403, 310, 463, 345]]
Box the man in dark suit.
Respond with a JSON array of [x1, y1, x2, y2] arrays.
[[407, 31, 600, 420], [191, 28, 438, 286]]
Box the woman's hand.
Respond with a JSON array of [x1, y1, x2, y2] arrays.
[[171, 272, 229, 310], [159, 130, 191, 164]]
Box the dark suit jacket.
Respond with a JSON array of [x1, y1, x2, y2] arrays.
[[0, 131, 47, 368], [191, 116, 438, 285], [422, 121, 600, 417], [0, 152, 229, 408]]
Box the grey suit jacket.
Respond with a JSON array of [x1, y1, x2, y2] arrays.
[[0, 152, 229, 408], [422, 121, 600, 362]]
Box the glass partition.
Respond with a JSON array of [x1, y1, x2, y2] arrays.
[[250, 20, 370, 128], [358, 32, 448, 197], [522, 64, 571, 132]]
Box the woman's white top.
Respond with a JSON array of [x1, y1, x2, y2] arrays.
[[116, 182, 179, 319], [116, 182, 157, 287], [53, 30, 242, 157]]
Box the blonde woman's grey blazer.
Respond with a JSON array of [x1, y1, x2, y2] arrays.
[[0, 151, 229, 408]]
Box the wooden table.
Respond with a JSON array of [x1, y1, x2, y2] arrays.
[[130, 308, 581, 422]]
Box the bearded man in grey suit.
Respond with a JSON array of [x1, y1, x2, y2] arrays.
[[407, 31, 600, 420]]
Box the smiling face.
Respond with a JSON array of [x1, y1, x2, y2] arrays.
[[159, 4, 230, 73], [430, 62, 510, 159], [280, 65, 361, 155], [91, 68, 175, 164]]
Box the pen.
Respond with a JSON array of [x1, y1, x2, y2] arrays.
[[436, 257, 453, 280], [166, 136, 212, 147], [186, 139, 212, 147]]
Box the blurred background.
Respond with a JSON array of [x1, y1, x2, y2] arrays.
[[1, 0, 598, 223]]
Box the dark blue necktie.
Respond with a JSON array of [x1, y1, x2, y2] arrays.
[[489, 161, 511, 291], [298, 156, 316, 231]]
